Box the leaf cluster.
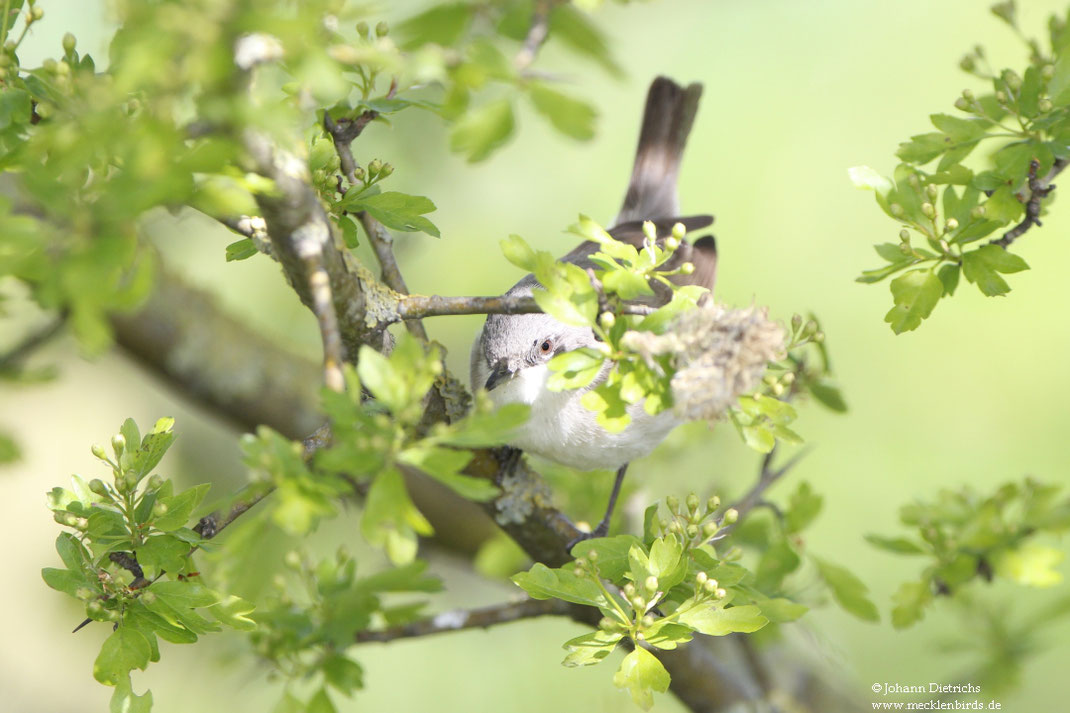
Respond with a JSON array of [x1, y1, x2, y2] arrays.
[[867, 477, 1070, 629], [42, 418, 254, 713], [244, 335, 529, 564], [252, 549, 441, 713], [853, 1, 1070, 332], [511, 493, 806, 709]]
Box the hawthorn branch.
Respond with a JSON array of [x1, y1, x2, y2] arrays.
[[990, 157, 1068, 248], [243, 130, 390, 355], [397, 294, 653, 320], [355, 598, 573, 644]]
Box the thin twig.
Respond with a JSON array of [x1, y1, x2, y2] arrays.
[[0, 312, 66, 371], [514, 0, 557, 71], [356, 598, 572, 644], [358, 211, 429, 340], [586, 267, 610, 317], [990, 157, 1068, 248], [720, 445, 812, 535], [397, 293, 654, 320]]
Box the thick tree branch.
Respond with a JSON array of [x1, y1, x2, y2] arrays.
[[355, 598, 573, 643], [111, 267, 497, 555], [990, 157, 1068, 248], [243, 131, 391, 355]]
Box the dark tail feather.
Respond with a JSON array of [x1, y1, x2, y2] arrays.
[[616, 77, 703, 223]]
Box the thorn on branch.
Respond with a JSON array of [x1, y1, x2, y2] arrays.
[[990, 156, 1068, 248]]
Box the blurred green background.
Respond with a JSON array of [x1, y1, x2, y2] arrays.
[[2, 0, 1069, 711]]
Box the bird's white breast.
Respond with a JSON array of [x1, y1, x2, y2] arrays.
[[486, 364, 678, 471]]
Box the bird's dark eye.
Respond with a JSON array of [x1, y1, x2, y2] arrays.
[[539, 339, 553, 354]]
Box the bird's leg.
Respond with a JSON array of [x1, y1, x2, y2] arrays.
[[567, 463, 629, 549], [495, 446, 524, 480]]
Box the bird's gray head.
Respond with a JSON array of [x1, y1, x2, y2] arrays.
[[475, 311, 597, 392]]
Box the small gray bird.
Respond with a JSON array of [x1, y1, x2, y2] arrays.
[[470, 77, 718, 539]]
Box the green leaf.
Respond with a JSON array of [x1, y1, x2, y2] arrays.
[[547, 348, 605, 391], [677, 602, 768, 636], [642, 621, 695, 650], [884, 269, 943, 333], [307, 687, 337, 713], [961, 244, 1029, 296], [570, 534, 643, 582], [397, 446, 497, 501], [225, 238, 257, 261], [511, 563, 610, 608], [937, 263, 960, 296], [896, 132, 948, 164], [864, 534, 926, 555], [323, 653, 364, 695], [349, 192, 439, 237], [42, 566, 90, 597], [930, 113, 986, 143], [755, 597, 808, 623], [580, 384, 631, 434], [548, 4, 622, 77], [500, 234, 536, 271], [992, 543, 1064, 587], [890, 580, 932, 629], [0, 88, 31, 130], [356, 346, 406, 413], [613, 647, 670, 711], [813, 556, 879, 622], [602, 267, 653, 300], [94, 627, 152, 686], [120, 419, 142, 452], [808, 381, 847, 412], [784, 482, 823, 534], [361, 467, 432, 565], [648, 537, 688, 590], [111, 674, 153, 713], [132, 417, 176, 477], [135, 534, 191, 574], [0, 432, 19, 463], [144, 581, 220, 635], [450, 99, 515, 162], [529, 83, 596, 140], [848, 165, 893, 194], [438, 403, 530, 447], [56, 531, 91, 572], [153, 483, 211, 531], [208, 594, 257, 631], [397, 3, 474, 49], [561, 630, 623, 667]]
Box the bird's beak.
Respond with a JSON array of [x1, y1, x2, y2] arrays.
[[484, 361, 515, 391]]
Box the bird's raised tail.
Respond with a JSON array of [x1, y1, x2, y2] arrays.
[[615, 76, 703, 223]]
